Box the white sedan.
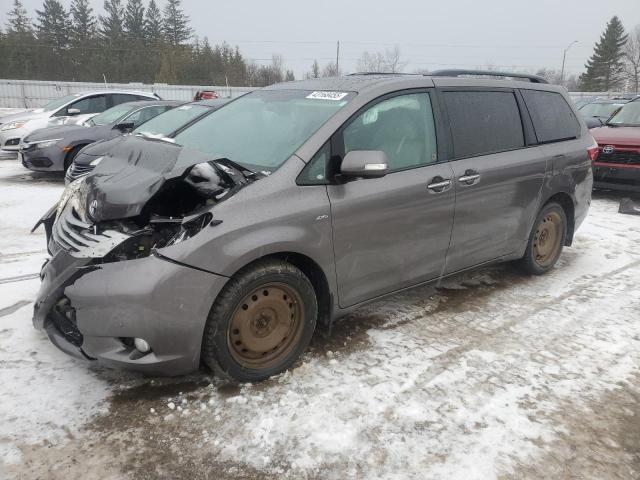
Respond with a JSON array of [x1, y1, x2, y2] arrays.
[[0, 90, 160, 157]]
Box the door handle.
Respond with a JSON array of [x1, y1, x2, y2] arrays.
[[458, 170, 481, 185], [427, 178, 452, 192]]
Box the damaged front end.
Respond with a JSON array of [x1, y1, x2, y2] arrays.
[[33, 139, 258, 374]]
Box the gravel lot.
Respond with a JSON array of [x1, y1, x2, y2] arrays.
[[1, 159, 639, 480]]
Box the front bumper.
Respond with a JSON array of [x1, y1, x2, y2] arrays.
[[35, 246, 229, 376], [0, 126, 28, 152], [593, 163, 640, 192], [21, 144, 65, 171]]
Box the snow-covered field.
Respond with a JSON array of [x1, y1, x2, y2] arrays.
[[1, 158, 639, 480]]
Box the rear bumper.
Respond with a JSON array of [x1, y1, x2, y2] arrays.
[[35, 249, 229, 376], [593, 163, 640, 192]]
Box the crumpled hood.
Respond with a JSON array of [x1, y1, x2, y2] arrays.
[[77, 135, 223, 222]]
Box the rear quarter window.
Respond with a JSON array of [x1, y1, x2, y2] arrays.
[[521, 90, 580, 143], [443, 91, 524, 159]]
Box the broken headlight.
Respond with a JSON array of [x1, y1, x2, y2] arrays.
[[165, 212, 213, 247], [56, 177, 84, 220]]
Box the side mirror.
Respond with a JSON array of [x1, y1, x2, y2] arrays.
[[114, 122, 134, 132], [340, 150, 389, 179], [67, 108, 81, 116]]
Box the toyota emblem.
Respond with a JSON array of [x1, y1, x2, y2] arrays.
[[602, 145, 615, 154], [89, 200, 98, 218]]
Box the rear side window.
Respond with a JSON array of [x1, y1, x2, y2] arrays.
[[443, 91, 524, 158], [110, 94, 141, 106], [521, 90, 580, 143]]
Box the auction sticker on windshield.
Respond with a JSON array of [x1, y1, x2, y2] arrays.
[[306, 91, 349, 101]]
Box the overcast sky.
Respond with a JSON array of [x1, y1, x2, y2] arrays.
[[4, 0, 640, 79]]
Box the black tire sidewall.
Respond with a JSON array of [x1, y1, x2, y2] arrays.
[[522, 202, 567, 275], [202, 262, 317, 382]]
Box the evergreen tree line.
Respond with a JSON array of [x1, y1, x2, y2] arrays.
[[1, 2, 639, 92], [0, 0, 296, 86]]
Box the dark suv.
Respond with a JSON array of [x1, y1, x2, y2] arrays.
[[33, 71, 594, 382]]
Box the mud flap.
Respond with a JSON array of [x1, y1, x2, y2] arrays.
[[619, 198, 640, 216]]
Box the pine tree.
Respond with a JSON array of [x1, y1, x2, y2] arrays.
[[35, 0, 69, 79], [4, 0, 35, 79], [70, 0, 96, 40], [100, 0, 124, 45], [69, 0, 97, 80], [124, 0, 145, 40], [6, 0, 32, 36], [163, 0, 192, 47], [144, 0, 164, 45], [580, 16, 628, 91], [99, 0, 125, 81]]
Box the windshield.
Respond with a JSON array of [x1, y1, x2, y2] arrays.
[[580, 102, 624, 118], [607, 102, 640, 126], [172, 90, 355, 171], [133, 104, 210, 137], [42, 94, 83, 112], [89, 103, 138, 126]]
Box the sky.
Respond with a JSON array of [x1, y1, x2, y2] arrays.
[[3, 0, 640, 79]]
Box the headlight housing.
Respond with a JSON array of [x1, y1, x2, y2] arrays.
[[23, 138, 62, 149], [165, 212, 213, 246], [1, 120, 27, 131], [55, 177, 84, 220]]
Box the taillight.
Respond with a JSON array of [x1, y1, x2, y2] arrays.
[[587, 141, 599, 162]]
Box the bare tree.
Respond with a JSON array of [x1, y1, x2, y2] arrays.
[[356, 51, 385, 72], [625, 26, 640, 92], [356, 46, 407, 73], [321, 61, 341, 77], [383, 45, 407, 73]]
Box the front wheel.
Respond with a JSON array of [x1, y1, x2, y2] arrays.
[[201, 259, 317, 382], [518, 201, 567, 275]]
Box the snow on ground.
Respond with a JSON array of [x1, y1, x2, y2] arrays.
[[0, 158, 639, 479]]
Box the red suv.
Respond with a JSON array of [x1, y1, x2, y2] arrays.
[[591, 99, 640, 191], [194, 90, 219, 101]]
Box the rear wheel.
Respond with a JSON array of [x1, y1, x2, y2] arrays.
[[201, 259, 317, 382], [518, 202, 567, 275]]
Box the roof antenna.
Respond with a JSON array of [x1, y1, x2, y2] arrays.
[[103, 73, 108, 89]]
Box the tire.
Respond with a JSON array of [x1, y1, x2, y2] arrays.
[[518, 201, 567, 275], [201, 259, 317, 382], [63, 145, 85, 171]]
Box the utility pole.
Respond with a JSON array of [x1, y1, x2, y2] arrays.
[[336, 40, 340, 75], [560, 41, 578, 86]]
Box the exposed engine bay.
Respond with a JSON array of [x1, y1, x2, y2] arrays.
[[38, 142, 263, 263]]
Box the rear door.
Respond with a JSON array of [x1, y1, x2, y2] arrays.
[[440, 88, 547, 274], [326, 91, 455, 307]]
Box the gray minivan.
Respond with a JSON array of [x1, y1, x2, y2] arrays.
[[33, 72, 594, 382]]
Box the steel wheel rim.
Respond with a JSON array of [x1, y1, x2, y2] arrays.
[[533, 211, 562, 268], [228, 282, 304, 369]]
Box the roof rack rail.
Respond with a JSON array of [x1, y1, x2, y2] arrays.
[[347, 72, 417, 76], [430, 69, 549, 84]]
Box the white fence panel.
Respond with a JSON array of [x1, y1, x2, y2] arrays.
[[0, 79, 254, 108]]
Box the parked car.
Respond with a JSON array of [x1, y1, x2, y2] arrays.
[[0, 90, 161, 156], [578, 99, 628, 129], [66, 98, 230, 182], [33, 72, 593, 382], [590, 99, 640, 191], [572, 96, 599, 110], [20, 100, 181, 174], [194, 90, 219, 100]]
